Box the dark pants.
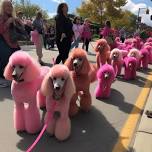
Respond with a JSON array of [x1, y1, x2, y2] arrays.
[[43, 34, 48, 49], [82, 38, 90, 52], [55, 38, 71, 64], [120, 36, 125, 43], [0, 36, 20, 78]]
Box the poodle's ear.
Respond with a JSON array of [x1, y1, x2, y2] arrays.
[[81, 57, 91, 74], [3, 63, 13, 80], [64, 57, 73, 71], [24, 59, 41, 82], [41, 73, 53, 97], [64, 72, 75, 100]]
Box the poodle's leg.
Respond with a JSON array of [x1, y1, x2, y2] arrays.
[[80, 91, 92, 112], [45, 112, 56, 136], [55, 117, 71, 141], [117, 64, 122, 76], [104, 84, 111, 98], [37, 90, 46, 109], [25, 99, 41, 134], [95, 84, 103, 98], [14, 102, 25, 132], [69, 93, 79, 117]]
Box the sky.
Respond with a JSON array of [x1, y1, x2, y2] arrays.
[[29, 0, 152, 26]]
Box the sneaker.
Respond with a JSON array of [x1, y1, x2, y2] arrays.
[[0, 79, 11, 88], [39, 60, 45, 66]]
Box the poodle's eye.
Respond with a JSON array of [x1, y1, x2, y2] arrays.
[[53, 77, 56, 81], [61, 77, 65, 81], [79, 58, 82, 61], [19, 65, 24, 69], [12, 65, 15, 68]]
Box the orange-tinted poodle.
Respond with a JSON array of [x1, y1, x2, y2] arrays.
[[94, 39, 111, 68], [65, 48, 94, 116]]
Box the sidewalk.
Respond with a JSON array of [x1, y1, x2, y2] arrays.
[[132, 87, 152, 152]]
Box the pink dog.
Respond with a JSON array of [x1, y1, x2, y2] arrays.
[[124, 57, 137, 80], [41, 65, 75, 141], [144, 45, 152, 64], [128, 48, 141, 69], [4, 51, 50, 134], [139, 48, 149, 69], [65, 48, 94, 116], [110, 48, 123, 76], [95, 64, 115, 99]]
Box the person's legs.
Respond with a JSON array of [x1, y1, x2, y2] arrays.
[[85, 39, 90, 52], [61, 39, 71, 63], [35, 34, 44, 64], [55, 41, 63, 64]]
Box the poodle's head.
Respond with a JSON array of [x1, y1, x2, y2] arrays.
[[128, 48, 140, 59], [41, 65, 75, 100], [4, 51, 41, 82], [131, 39, 138, 47], [144, 45, 152, 52], [110, 48, 122, 61], [115, 37, 120, 42], [124, 39, 132, 46], [97, 64, 115, 82], [125, 57, 137, 70], [140, 48, 149, 58], [147, 37, 152, 43], [65, 48, 91, 75], [95, 39, 110, 53]]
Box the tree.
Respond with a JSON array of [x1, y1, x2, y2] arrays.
[[76, 0, 127, 24], [14, 0, 48, 19], [112, 10, 137, 31]]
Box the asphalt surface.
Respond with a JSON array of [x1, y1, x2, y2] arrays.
[[0, 43, 151, 152]]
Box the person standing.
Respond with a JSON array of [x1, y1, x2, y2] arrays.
[[81, 18, 92, 53], [0, 0, 21, 86], [119, 27, 126, 43], [32, 11, 45, 65], [102, 20, 115, 49], [71, 16, 83, 49], [55, 3, 74, 64]]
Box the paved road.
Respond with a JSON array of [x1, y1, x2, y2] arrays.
[[0, 43, 151, 152]]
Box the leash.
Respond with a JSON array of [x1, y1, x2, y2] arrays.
[[26, 58, 56, 152], [26, 101, 56, 152]]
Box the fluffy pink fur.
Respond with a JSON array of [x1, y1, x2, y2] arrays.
[[95, 64, 115, 98], [128, 48, 141, 69], [94, 39, 110, 68], [144, 45, 152, 64], [139, 48, 149, 69], [65, 48, 93, 116], [4, 51, 50, 134], [41, 65, 75, 141], [110, 48, 123, 76], [124, 56, 137, 80]]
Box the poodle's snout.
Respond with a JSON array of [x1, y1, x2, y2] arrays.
[[55, 86, 60, 90], [12, 73, 17, 79], [73, 62, 77, 67], [104, 73, 110, 79]]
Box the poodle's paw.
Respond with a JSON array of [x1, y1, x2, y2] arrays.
[[69, 106, 79, 117], [80, 106, 91, 112]]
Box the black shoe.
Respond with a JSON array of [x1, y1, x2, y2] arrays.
[[39, 61, 45, 66]]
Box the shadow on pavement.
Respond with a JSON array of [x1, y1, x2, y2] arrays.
[[97, 89, 141, 114], [16, 107, 127, 152], [0, 87, 12, 101], [137, 67, 152, 75], [117, 75, 151, 88]]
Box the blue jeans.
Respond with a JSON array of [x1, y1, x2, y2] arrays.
[[70, 37, 80, 50]]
